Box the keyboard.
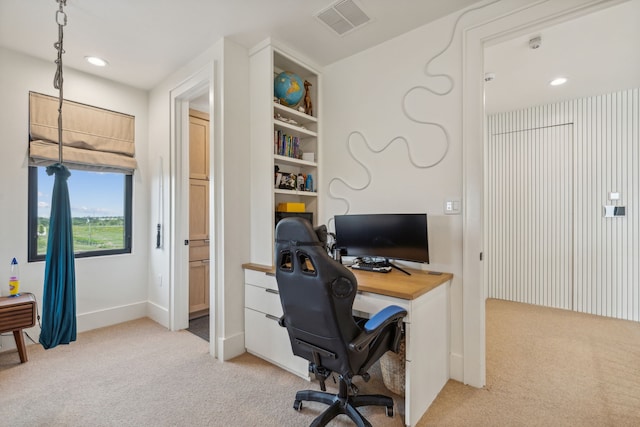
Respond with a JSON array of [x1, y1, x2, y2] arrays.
[[350, 262, 392, 273]]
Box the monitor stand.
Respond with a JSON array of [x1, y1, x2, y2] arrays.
[[385, 259, 411, 276]]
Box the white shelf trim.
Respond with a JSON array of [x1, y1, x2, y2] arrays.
[[274, 188, 318, 197], [273, 119, 317, 137], [274, 102, 317, 123], [274, 154, 317, 167]]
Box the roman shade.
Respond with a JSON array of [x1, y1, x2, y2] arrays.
[[29, 92, 137, 173]]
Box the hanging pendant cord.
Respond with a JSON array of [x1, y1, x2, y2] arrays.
[[54, 0, 67, 164]]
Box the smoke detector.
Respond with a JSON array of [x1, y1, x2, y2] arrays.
[[315, 0, 371, 36], [529, 36, 542, 50]]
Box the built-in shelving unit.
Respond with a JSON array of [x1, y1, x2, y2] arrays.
[[249, 39, 321, 266]]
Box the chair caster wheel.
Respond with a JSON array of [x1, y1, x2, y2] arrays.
[[386, 406, 394, 417], [293, 400, 303, 411]]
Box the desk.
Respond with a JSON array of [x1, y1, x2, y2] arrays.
[[0, 293, 37, 363], [242, 263, 452, 427], [351, 268, 452, 427]]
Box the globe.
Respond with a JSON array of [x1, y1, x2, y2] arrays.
[[274, 71, 304, 107]]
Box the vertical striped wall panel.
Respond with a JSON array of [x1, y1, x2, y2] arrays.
[[487, 88, 639, 322]]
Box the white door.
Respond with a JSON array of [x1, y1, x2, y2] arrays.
[[487, 120, 573, 310]]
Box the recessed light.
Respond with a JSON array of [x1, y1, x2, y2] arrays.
[[85, 56, 108, 67], [549, 77, 567, 86]]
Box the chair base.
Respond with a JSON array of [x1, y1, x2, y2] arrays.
[[294, 389, 394, 427]]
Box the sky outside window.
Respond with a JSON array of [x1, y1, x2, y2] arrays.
[[37, 167, 125, 218]]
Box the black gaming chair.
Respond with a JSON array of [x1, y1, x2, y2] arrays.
[[275, 217, 407, 427]]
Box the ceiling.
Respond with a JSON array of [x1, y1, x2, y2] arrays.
[[0, 0, 479, 91], [2, 0, 638, 111], [484, 0, 640, 114]]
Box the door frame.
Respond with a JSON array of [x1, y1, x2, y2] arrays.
[[461, 0, 620, 387], [169, 63, 217, 356]]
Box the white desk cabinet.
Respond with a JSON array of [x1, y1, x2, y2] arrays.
[[244, 268, 309, 379]]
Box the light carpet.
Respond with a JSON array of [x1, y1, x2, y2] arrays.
[[0, 318, 402, 427], [420, 299, 640, 426], [1, 298, 639, 426]]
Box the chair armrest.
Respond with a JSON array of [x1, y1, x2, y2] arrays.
[[349, 305, 407, 352]]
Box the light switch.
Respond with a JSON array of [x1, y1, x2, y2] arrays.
[[608, 192, 620, 201], [444, 199, 461, 215]]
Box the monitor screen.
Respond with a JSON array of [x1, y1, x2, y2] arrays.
[[334, 213, 429, 263]]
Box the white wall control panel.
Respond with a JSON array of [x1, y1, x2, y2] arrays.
[[603, 205, 625, 217]]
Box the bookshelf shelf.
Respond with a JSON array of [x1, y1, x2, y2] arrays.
[[274, 155, 317, 168], [274, 188, 318, 197], [274, 102, 317, 124], [273, 120, 317, 138]]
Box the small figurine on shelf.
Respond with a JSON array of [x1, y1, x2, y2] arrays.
[[279, 173, 297, 190], [303, 80, 313, 116]]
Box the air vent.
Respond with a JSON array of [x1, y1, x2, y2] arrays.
[[315, 0, 371, 36]]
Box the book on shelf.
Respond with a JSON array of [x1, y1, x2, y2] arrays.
[[274, 129, 301, 159]]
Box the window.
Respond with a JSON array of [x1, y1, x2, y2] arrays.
[[28, 166, 132, 261]]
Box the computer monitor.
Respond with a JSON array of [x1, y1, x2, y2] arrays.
[[334, 213, 429, 264]]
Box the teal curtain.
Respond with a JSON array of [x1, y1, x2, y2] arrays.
[[39, 163, 77, 349]]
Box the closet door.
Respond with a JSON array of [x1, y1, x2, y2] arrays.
[[487, 120, 573, 310], [189, 110, 210, 316]]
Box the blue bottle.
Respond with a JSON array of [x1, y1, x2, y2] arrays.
[[305, 174, 313, 192]]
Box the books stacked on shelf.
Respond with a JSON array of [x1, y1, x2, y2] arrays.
[[274, 130, 301, 159]]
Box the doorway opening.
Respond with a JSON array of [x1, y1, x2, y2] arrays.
[[187, 98, 211, 341], [462, 0, 622, 388], [169, 64, 216, 354]]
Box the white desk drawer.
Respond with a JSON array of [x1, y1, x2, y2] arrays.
[[353, 291, 411, 323], [245, 283, 283, 317], [244, 307, 308, 379], [244, 269, 278, 291]]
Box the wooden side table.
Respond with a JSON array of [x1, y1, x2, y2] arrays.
[[0, 293, 36, 363]]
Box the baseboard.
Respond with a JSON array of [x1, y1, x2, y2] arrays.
[[218, 331, 245, 361], [77, 301, 147, 333], [0, 301, 148, 353], [146, 300, 169, 328], [450, 352, 464, 382]]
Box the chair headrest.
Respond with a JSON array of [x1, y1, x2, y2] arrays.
[[276, 217, 323, 248]]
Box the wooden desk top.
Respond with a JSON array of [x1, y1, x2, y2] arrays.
[[242, 263, 452, 301], [351, 268, 452, 300]]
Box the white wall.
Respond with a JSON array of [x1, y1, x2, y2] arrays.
[[0, 46, 150, 350], [321, 11, 466, 380]]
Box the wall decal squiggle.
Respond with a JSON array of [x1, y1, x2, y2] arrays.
[[328, 0, 500, 217]]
